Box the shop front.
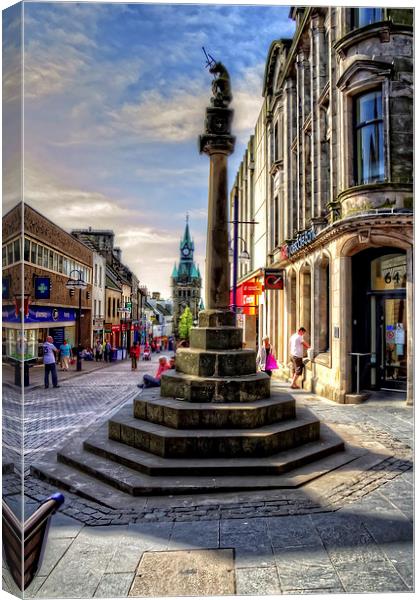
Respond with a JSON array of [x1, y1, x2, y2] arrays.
[[230, 276, 263, 349], [2, 304, 77, 361]]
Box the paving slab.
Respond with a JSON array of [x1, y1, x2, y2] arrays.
[[129, 549, 235, 597], [273, 546, 343, 591], [235, 566, 281, 595], [168, 520, 219, 550], [94, 573, 135, 598]]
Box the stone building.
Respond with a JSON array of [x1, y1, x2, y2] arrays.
[[2, 204, 93, 360], [171, 219, 202, 337], [231, 7, 413, 404]]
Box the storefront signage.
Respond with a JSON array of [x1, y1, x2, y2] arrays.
[[243, 282, 262, 294], [34, 277, 51, 300], [2, 305, 76, 324], [112, 324, 120, 332], [93, 318, 104, 328], [264, 270, 284, 290], [282, 228, 317, 258], [104, 322, 112, 333]]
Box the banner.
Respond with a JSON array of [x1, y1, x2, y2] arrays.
[[3, 305, 76, 324]]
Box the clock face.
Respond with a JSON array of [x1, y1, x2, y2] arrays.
[[182, 247, 190, 257]]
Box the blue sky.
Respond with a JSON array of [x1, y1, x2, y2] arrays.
[[3, 0, 295, 297]]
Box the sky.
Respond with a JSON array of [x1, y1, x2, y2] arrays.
[[2, 0, 296, 297]]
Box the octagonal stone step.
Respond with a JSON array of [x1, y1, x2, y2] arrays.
[[175, 347, 257, 377], [108, 405, 320, 459], [133, 394, 296, 429], [83, 423, 344, 477], [190, 327, 243, 350], [160, 371, 270, 402]]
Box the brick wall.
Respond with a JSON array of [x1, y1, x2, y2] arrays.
[[2, 204, 22, 241]]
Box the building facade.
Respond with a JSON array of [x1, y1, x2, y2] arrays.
[[232, 7, 413, 404], [92, 251, 106, 345], [2, 204, 93, 360], [171, 219, 202, 337]]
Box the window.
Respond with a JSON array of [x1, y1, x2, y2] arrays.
[[7, 243, 13, 265], [95, 264, 98, 285], [99, 300, 102, 317], [354, 90, 384, 185], [24, 239, 30, 262], [113, 298, 116, 317], [94, 299, 97, 317], [351, 8, 383, 29], [58, 255, 63, 273], [2, 246, 6, 267], [13, 240, 21, 262], [48, 249, 54, 270], [43, 247, 49, 268], [31, 242, 36, 264], [371, 253, 406, 290], [319, 258, 330, 352], [108, 297, 111, 318], [99, 266, 102, 287], [274, 122, 279, 162], [274, 196, 279, 248]]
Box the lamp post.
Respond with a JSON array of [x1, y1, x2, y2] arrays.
[[139, 286, 148, 346], [117, 306, 131, 358], [66, 269, 87, 372]]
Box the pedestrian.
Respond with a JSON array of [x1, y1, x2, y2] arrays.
[[289, 326, 310, 389], [59, 339, 72, 371], [138, 355, 171, 389], [256, 336, 278, 377], [95, 340, 103, 362], [130, 341, 140, 370], [43, 335, 60, 388], [104, 340, 112, 362]]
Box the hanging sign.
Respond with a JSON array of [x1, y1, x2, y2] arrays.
[[34, 277, 51, 300], [264, 270, 284, 290]]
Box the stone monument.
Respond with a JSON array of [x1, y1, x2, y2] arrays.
[[33, 60, 348, 497]]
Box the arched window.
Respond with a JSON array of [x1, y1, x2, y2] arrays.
[[319, 256, 330, 352]]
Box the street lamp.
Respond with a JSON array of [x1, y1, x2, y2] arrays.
[[66, 269, 87, 372]]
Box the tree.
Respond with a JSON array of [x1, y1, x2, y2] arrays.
[[178, 306, 193, 340]]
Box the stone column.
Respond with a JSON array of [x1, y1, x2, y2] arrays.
[[199, 69, 235, 315]]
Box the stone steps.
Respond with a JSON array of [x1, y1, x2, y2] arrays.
[[133, 393, 296, 429], [108, 405, 320, 458], [160, 371, 270, 402], [29, 425, 353, 498], [83, 423, 345, 477], [175, 348, 257, 377]]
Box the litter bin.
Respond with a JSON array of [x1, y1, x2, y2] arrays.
[[13, 360, 34, 387]]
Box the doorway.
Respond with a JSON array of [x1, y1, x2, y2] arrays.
[[375, 294, 407, 390]]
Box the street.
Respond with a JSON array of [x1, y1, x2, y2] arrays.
[[2, 357, 413, 597]]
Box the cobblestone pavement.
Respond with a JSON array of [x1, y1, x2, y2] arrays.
[[2, 356, 160, 471], [2, 365, 414, 596]]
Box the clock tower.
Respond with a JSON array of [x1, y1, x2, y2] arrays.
[[171, 216, 203, 337]]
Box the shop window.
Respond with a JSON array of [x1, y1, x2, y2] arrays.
[[351, 8, 383, 29], [354, 90, 384, 185], [371, 253, 406, 290], [24, 238, 30, 262], [319, 258, 330, 352]]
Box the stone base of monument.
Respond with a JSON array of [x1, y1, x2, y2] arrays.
[[31, 310, 351, 499]]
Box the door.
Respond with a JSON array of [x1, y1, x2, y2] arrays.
[[377, 295, 407, 390]]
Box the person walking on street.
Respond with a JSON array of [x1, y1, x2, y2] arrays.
[[104, 340, 112, 362], [289, 327, 310, 389], [138, 355, 171, 389], [256, 336, 278, 377], [130, 341, 140, 370], [43, 335, 60, 388], [95, 340, 103, 362], [59, 339, 71, 371]]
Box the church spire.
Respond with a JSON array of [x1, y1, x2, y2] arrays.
[[179, 212, 194, 257]]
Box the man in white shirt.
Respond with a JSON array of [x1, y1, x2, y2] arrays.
[[289, 327, 310, 389], [43, 335, 60, 389]]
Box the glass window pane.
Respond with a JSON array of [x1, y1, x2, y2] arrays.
[[49, 250, 54, 270], [371, 253, 407, 290], [24, 239, 30, 261], [31, 242, 37, 264], [355, 8, 383, 28], [14, 239, 21, 262], [43, 247, 49, 268], [356, 122, 384, 184], [8, 243, 14, 264], [63, 258, 68, 274], [3, 246, 7, 267], [53, 252, 58, 271], [37, 245, 43, 266], [356, 91, 382, 126], [58, 255, 63, 273]]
